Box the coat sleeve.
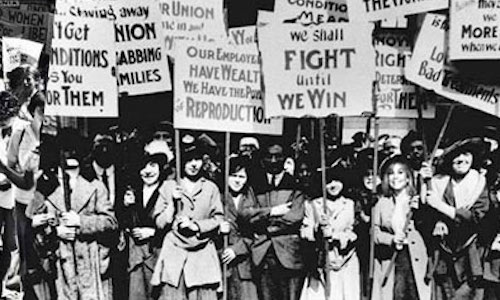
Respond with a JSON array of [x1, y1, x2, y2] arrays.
[[80, 183, 118, 236], [195, 185, 224, 234], [153, 181, 175, 230], [300, 200, 316, 242], [374, 198, 394, 246], [454, 186, 490, 225]]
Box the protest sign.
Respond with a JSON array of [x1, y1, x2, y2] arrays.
[[374, 31, 435, 118], [2, 37, 43, 79], [259, 22, 375, 118], [449, 0, 500, 60], [228, 26, 256, 46], [173, 41, 283, 135], [347, 0, 448, 22], [46, 15, 118, 117], [159, 0, 226, 58], [272, 0, 349, 24], [406, 13, 500, 118], [0, 1, 19, 8], [56, 0, 172, 95], [0, 7, 52, 44], [113, 0, 171, 95]]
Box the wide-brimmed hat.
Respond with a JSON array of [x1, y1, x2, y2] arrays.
[[379, 155, 412, 178], [435, 137, 487, 174], [181, 134, 206, 161]]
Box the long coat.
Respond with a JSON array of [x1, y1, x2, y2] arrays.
[[151, 178, 224, 289], [46, 176, 118, 300], [224, 191, 254, 281], [371, 196, 430, 300], [424, 171, 491, 290], [121, 181, 168, 299], [244, 173, 305, 270]]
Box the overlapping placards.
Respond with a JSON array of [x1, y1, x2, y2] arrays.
[[259, 22, 375, 118], [46, 15, 118, 117], [173, 41, 283, 135], [228, 26, 256, 46], [347, 0, 448, 22], [159, 0, 226, 58], [0, 7, 52, 44], [57, 0, 172, 96], [2, 37, 43, 78], [450, 0, 500, 60], [406, 13, 500, 117], [374, 31, 435, 118]]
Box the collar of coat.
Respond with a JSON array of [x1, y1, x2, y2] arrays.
[[432, 169, 486, 209], [48, 176, 99, 213]]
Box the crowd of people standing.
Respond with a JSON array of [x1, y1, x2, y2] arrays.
[[0, 65, 500, 300]]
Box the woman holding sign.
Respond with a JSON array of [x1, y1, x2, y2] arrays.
[[151, 135, 224, 300], [219, 155, 258, 300], [371, 156, 429, 300]]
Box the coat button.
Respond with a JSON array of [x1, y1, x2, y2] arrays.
[[415, 258, 419, 262], [411, 241, 416, 245]]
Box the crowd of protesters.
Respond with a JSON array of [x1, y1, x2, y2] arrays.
[[0, 66, 500, 300]]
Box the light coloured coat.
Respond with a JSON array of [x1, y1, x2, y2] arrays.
[[151, 178, 224, 289], [45, 176, 118, 300], [371, 196, 430, 300]]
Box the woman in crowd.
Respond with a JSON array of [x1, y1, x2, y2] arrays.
[[35, 147, 118, 299], [301, 165, 359, 300], [220, 155, 258, 300], [372, 155, 430, 300], [152, 135, 224, 300], [424, 139, 492, 299], [120, 140, 171, 299]]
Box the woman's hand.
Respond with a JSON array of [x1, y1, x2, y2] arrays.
[[222, 248, 236, 264], [32, 214, 50, 228], [270, 202, 292, 217], [56, 225, 77, 241], [172, 185, 183, 200], [432, 221, 448, 237], [61, 211, 80, 227], [132, 227, 155, 241]]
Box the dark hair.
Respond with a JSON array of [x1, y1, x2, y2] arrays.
[[27, 93, 45, 116], [7, 65, 41, 90], [381, 156, 416, 197], [0, 91, 20, 123], [229, 155, 250, 175]]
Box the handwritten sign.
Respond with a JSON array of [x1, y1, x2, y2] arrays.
[[347, 0, 448, 22], [2, 37, 43, 80], [450, 0, 500, 60], [273, 0, 349, 24], [46, 15, 118, 117], [374, 31, 435, 118], [259, 22, 375, 118], [159, 0, 226, 58], [174, 41, 283, 135], [406, 13, 500, 118], [0, 7, 52, 44], [56, 0, 172, 95]]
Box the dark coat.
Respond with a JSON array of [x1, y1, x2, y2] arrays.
[[423, 173, 492, 285], [244, 172, 305, 270], [224, 190, 255, 280]]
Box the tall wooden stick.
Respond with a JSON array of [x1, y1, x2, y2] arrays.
[[368, 114, 380, 300], [222, 132, 230, 300], [174, 129, 182, 215], [319, 118, 330, 300]]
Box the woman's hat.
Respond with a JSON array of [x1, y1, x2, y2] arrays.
[[181, 134, 206, 160], [379, 155, 411, 177], [143, 140, 173, 168], [435, 137, 487, 174]]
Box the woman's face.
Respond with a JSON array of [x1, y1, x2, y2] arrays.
[[326, 179, 343, 197], [388, 163, 410, 192], [452, 152, 473, 176], [140, 161, 160, 186], [228, 168, 247, 194], [184, 157, 203, 178]]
